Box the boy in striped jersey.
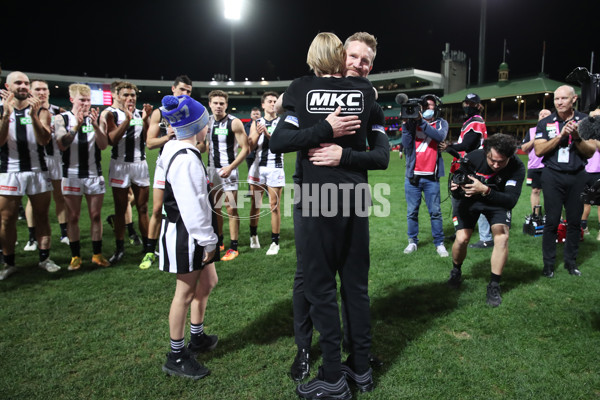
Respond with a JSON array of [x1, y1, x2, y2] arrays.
[[158, 95, 218, 379], [0, 71, 61, 279], [104, 82, 152, 264], [54, 84, 111, 270], [248, 91, 284, 255]]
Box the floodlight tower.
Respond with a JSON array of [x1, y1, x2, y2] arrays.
[[224, 0, 243, 81]]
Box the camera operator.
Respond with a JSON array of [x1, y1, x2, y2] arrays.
[[446, 133, 525, 307], [401, 95, 449, 257], [534, 85, 597, 278], [440, 93, 492, 249]]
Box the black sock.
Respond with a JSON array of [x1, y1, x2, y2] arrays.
[[218, 235, 224, 247], [127, 223, 136, 236], [453, 262, 462, 270], [5, 254, 15, 266], [70, 241, 81, 257], [60, 223, 68, 237], [39, 248, 50, 262], [92, 240, 102, 255], [490, 272, 501, 283], [271, 232, 280, 245], [230, 240, 238, 251], [170, 338, 185, 354], [28, 227, 36, 242], [145, 238, 157, 254], [190, 322, 204, 344], [581, 219, 588, 230], [250, 225, 258, 236], [115, 239, 125, 252]]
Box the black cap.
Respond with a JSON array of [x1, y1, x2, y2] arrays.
[[464, 93, 481, 104]]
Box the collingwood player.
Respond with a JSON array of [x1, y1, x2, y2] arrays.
[[104, 82, 152, 264], [23, 79, 68, 252], [139, 75, 192, 270], [157, 95, 218, 380], [270, 33, 387, 399], [0, 71, 61, 280], [55, 84, 111, 270], [201, 90, 249, 261], [247, 91, 284, 255]]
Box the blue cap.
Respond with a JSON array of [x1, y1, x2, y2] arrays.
[[160, 95, 209, 140]]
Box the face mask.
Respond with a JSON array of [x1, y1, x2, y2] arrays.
[[422, 109, 435, 120], [463, 106, 479, 117]]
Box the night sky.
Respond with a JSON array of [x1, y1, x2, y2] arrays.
[[2, 0, 599, 84]]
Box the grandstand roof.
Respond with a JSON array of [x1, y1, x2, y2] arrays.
[[440, 75, 580, 104]]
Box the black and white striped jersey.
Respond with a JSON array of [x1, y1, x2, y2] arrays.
[[45, 104, 62, 157], [208, 114, 238, 169], [58, 111, 103, 178], [109, 107, 146, 162], [254, 117, 283, 168], [0, 105, 48, 173]]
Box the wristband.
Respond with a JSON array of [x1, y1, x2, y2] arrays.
[[482, 187, 491, 197]]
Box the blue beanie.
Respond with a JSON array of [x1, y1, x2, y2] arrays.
[[160, 95, 209, 140]]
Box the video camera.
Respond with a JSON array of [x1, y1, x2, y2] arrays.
[[566, 67, 600, 113], [446, 147, 488, 198], [395, 93, 443, 120], [581, 178, 600, 205]]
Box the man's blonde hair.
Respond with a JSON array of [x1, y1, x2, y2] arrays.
[[306, 32, 345, 77], [69, 83, 91, 98]]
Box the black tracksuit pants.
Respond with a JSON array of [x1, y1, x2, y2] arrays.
[[541, 167, 586, 269]]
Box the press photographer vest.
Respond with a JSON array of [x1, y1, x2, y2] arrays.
[[451, 115, 487, 173], [414, 119, 442, 176]]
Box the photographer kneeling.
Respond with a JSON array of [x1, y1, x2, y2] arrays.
[[446, 133, 525, 307]]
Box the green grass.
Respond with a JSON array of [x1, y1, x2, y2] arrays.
[[1, 149, 600, 400]]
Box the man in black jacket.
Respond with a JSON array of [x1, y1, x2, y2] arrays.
[[446, 133, 525, 307]]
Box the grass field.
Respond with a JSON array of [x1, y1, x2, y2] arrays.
[[1, 148, 600, 400]]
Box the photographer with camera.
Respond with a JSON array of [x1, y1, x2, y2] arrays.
[[440, 93, 493, 249], [534, 85, 597, 278], [446, 133, 525, 307], [401, 94, 449, 257]]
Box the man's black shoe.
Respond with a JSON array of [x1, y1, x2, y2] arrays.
[[469, 240, 494, 249], [567, 267, 582, 276], [368, 353, 384, 368], [187, 333, 218, 355], [542, 266, 554, 278], [108, 249, 124, 265], [447, 267, 462, 288], [162, 348, 210, 380], [341, 362, 374, 392], [105, 215, 115, 229], [296, 367, 351, 400], [486, 282, 502, 307], [290, 348, 310, 382], [129, 233, 142, 246]]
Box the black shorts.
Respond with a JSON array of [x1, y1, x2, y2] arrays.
[[453, 201, 512, 231], [527, 168, 543, 189]]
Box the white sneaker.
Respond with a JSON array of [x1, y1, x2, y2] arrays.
[[250, 235, 260, 249], [266, 242, 280, 255], [24, 240, 38, 251], [403, 243, 417, 254], [0, 264, 17, 280], [39, 258, 61, 273], [60, 236, 70, 245], [436, 244, 449, 257], [583, 227, 590, 235]]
